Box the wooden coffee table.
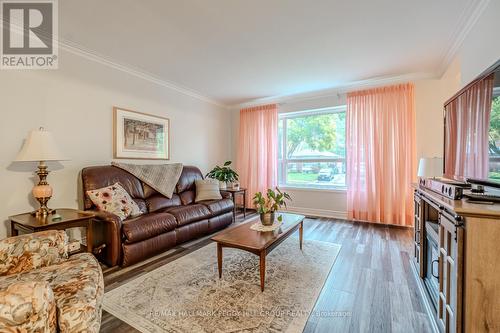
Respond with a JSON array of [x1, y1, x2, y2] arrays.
[[211, 212, 304, 291]]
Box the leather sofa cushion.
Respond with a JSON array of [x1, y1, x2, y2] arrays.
[[176, 166, 203, 193], [208, 211, 233, 233], [179, 191, 195, 205], [199, 198, 234, 215], [146, 194, 182, 212], [122, 231, 176, 267], [122, 213, 177, 243], [142, 183, 158, 198], [167, 204, 211, 227], [82, 166, 145, 210], [175, 220, 209, 244]]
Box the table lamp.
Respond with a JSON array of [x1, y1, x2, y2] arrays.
[[417, 157, 443, 178], [15, 127, 68, 217]]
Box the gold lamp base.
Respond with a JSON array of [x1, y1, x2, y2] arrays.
[[31, 162, 56, 218], [31, 197, 56, 218]]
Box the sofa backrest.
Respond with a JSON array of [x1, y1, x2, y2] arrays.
[[175, 166, 204, 205], [142, 184, 182, 212], [81, 166, 146, 211], [81, 165, 204, 212]]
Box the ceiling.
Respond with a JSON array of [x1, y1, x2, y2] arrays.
[[59, 0, 482, 106]]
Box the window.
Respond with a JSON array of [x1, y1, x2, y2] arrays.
[[489, 92, 500, 180], [278, 106, 346, 189]]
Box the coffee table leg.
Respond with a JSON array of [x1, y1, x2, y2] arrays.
[[260, 251, 266, 292], [217, 243, 223, 279], [299, 221, 303, 250]]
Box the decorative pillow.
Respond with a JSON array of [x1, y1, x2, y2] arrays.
[[86, 183, 142, 220], [195, 179, 222, 202]]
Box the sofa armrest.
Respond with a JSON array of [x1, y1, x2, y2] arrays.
[[0, 230, 68, 276], [220, 191, 232, 199], [89, 210, 122, 267], [0, 281, 56, 332]]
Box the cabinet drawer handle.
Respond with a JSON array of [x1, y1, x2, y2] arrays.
[[431, 259, 439, 279]]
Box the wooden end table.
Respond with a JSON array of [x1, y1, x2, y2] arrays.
[[221, 188, 247, 220], [9, 208, 96, 254], [211, 212, 304, 292]]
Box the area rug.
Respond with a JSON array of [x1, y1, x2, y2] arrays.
[[103, 238, 341, 333]]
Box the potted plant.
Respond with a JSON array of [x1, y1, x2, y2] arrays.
[[206, 161, 239, 189], [253, 188, 292, 226]]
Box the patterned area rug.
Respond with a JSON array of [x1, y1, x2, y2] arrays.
[[103, 238, 341, 333]]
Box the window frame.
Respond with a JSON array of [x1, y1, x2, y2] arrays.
[[488, 91, 500, 181], [278, 105, 347, 190]]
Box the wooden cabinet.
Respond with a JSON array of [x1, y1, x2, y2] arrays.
[[437, 211, 463, 333], [412, 187, 500, 333]]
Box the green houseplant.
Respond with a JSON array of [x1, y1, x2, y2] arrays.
[[206, 161, 239, 189], [253, 188, 292, 226]]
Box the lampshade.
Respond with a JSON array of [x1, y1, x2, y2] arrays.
[[15, 128, 68, 162], [417, 157, 443, 178]]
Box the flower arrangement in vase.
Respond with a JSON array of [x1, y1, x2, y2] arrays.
[[253, 188, 291, 226]]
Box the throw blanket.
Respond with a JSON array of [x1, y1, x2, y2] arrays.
[[111, 162, 183, 199]]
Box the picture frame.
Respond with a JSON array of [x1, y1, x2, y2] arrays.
[[113, 107, 170, 160]]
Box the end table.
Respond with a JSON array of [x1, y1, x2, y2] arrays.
[[221, 188, 247, 221], [9, 208, 96, 254]]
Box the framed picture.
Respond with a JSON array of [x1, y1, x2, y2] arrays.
[[113, 107, 170, 160]]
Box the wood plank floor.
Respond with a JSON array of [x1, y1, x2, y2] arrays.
[[100, 213, 432, 333]]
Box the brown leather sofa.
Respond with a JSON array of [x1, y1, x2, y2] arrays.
[[81, 165, 234, 267]]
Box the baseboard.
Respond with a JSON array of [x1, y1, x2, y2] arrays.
[[284, 206, 348, 220]]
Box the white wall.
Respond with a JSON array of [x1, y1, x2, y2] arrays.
[[0, 49, 232, 238], [458, 0, 500, 86], [414, 57, 462, 161]]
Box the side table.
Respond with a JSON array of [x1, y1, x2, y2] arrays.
[[9, 208, 96, 254], [221, 188, 247, 221]]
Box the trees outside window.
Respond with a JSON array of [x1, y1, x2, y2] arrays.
[[488, 96, 500, 180], [278, 106, 346, 189]]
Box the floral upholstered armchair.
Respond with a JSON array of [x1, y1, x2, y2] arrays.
[[0, 230, 104, 332]]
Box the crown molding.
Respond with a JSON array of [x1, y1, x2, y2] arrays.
[[437, 0, 490, 76], [2, 0, 489, 110], [58, 39, 226, 108], [230, 72, 436, 109], [0, 16, 226, 108], [232, 0, 491, 109], [56, 38, 436, 110]]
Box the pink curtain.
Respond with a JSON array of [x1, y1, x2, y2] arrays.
[[444, 74, 494, 179], [346, 83, 416, 226], [237, 104, 278, 207]]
